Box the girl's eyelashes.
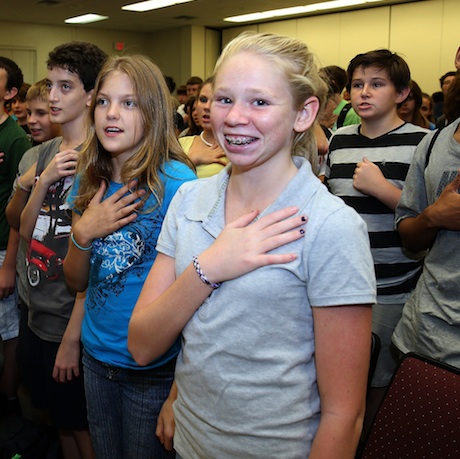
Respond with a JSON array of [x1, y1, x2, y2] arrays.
[[214, 96, 232, 104], [124, 99, 138, 108], [95, 98, 138, 107]]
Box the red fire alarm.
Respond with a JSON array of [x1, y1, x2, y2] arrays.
[[114, 42, 125, 51]]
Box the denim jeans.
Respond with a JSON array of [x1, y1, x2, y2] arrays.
[[83, 351, 176, 459]]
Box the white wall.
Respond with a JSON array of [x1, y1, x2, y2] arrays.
[[1, 0, 458, 95], [221, 0, 460, 95]]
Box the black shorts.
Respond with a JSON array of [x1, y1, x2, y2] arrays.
[[28, 328, 89, 430]]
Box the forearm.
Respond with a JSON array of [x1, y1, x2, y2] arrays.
[[397, 211, 439, 252], [63, 232, 92, 292], [2, 228, 20, 271], [0, 228, 20, 298], [310, 412, 364, 459], [20, 179, 50, 242], [6, 187, 30, 230], [62, 291, 86, 344], [129, 262, 213, 366], [372, 180, 402, 211]]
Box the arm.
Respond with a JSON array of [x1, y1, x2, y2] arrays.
[[156, 380, 177, 451], [0, 228, 20, 299], [63, 181, 145, 291], [398, 170, 460, 252], [128, 207, 307, 365], [20, 149, 79, 242], [353, 157, 401, 210], [6, 162, 37, 230], [309, 304, 372, 459], [52, 291, 86, 382]]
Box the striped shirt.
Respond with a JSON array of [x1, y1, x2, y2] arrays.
[[325, 122, 428, 303]]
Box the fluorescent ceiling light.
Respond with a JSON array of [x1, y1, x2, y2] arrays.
[[122, 0, 194, 12], [225, 0, 383, 22], [65, 13, 109, 24]]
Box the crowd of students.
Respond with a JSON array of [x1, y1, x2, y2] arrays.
[[0, 33, 459, 459]]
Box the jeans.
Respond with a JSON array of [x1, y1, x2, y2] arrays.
[[83, 351, 176, 459]]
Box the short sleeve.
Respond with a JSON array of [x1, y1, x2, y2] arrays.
[[161, 161, 196, 215], [156, 183, 189, 259], [395, 133, 432, 227], [307, 205, 376, 307]]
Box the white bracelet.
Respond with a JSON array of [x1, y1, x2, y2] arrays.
[[17, 177, 31, 193], [192, 255, 221, 289]]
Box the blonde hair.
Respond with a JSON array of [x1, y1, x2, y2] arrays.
[[74, 54, 194, 212], [26, 79, 50, 103], [213, 32, 327, 167]]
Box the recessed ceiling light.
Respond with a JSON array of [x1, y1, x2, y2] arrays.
[[65, 13, 109, 24], [122, 0, 194, 13], [224, 0, 384, 22]]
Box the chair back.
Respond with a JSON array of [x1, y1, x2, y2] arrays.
[[360, 353, 460, 459]]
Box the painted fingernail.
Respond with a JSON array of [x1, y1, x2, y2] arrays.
[[301, 216, 307, 222], [300, 229, 305, 235]]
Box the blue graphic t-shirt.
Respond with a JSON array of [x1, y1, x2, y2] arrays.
[[68, 160, 196, 369]]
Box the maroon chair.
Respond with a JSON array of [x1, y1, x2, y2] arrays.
[[360, 353, 460, 459]]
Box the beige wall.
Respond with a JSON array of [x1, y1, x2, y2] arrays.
[[221, 0, 460, 95], [1, 0, 458, 95], [0, 22, 149, 83]]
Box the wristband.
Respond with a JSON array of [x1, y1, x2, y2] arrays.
[[192, 255, 221, 289], [17, 177, 32, 193], [70, 232, 93, 251]]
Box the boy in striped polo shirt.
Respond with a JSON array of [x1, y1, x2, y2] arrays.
[[325, 49, 428, 426]]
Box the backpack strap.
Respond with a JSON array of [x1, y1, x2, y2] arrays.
[[336, 102, 352, 129], [424, 126, 445, 168]]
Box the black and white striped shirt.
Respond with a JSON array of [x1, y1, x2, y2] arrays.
[[326, 122, 428, 302]]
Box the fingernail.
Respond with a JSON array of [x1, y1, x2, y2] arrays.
[[300, 229, 305, 235], [301, 216, 307, 222]]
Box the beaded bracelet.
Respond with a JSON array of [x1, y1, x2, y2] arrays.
[[17, 177, 32, 193], [192, 255, 221, 289], [70, 232, 93, 251]]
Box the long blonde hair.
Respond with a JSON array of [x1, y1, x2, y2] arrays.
[[74, 54, 194, 212], [213, 32, 327, 167]]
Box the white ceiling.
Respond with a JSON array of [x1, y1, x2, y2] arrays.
[[3, 0, 406, 34]]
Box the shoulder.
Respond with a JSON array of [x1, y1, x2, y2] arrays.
[[18, 144, 41, 171], [178, 135, 196, 152], [329, 125, 361, 154], [161, 160, 197, 195], [169, 168, 226, 210], [330, 124, 360, 143], [394, 122, 429, 138], [162, 159, 196, 179], [0, 117, 31, 149]]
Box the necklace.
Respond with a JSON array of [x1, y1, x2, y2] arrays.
[[200, 131, 214, 147]]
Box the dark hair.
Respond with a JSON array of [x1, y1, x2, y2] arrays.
[[347, 49, 410, 93], [320, 65, 347, 94], [184, 95, 202, 136], [14, 82, 31, 102], [47, 41, 108, 92], [439, 71, 457, 88], [186, 76, 203, 86], [177, 85, 187, 96], [400, 80, 428, 128], [0, 56, 24, 92], [164, 75, 176, 94], [444, 74, 460, 124]]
